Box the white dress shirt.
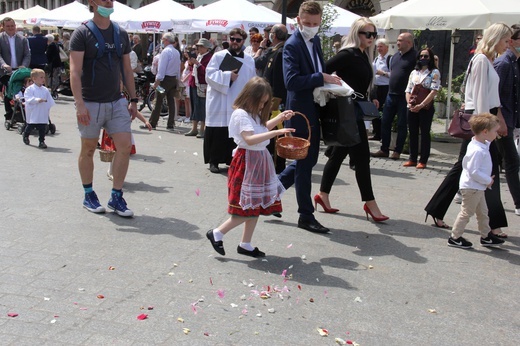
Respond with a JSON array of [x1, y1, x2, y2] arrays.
[[24, 84, 56, 124], [8, 35, 18, 68], [460, 138, 493, 190], [155, 44, 181, 81], [373, 53, 390, 86]]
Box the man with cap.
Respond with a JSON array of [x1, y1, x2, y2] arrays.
[[149, 32, 181, 130], [185, 37, 214, 138], [203, 28, 256, 173]]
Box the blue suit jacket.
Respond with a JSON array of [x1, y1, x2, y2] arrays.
[[28, 34, 48, 67], [282, 29, 324, 133]]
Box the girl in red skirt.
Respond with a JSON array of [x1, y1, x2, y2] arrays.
[[206, 77, 295, 257]]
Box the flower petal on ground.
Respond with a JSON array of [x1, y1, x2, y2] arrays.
[[137, 313, 148, 320], [317, 328, 329, 336]]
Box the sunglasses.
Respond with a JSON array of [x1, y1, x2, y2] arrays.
[[419, 54, 430, 59], [230, 37, 243, 43], [359, 31, 377, 39]]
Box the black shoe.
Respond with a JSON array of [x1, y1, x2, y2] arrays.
[[206, 230, 225, 255], [209, 164, 220, 173], [272, 212, 282, 218], [448, 236, 473, 249], [38, 141, 47, 149], [237, 246, 265, 257], [23, 136, 29, 145], [480, 232, 505, 247], [368, 136, 381, 141], [297, 218, 330, 233], [166, 126, 174, 130]]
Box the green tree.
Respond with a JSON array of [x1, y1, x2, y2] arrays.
[[319, 0, 339, 61]]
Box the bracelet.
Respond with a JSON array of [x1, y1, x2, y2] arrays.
[[130, 98, 139, 103]]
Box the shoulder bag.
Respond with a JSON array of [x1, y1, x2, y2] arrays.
[[448, 108, 473, 139], [409, 71, 433, 110], [320, 95, 361, 147]]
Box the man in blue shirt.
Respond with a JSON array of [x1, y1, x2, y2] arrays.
[[494, 24, 520, 216]]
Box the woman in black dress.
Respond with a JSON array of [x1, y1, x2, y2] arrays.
[[314, 18, 388, 222]]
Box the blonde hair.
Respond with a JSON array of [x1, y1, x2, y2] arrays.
[[31, 68, 45, 79], [476, 23, 512, 59], [233, 77, 273, 125], [468, 113, 499, 135], [340, 17, 376, 62]]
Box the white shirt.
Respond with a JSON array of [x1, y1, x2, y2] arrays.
[[460, 138, 493, 190], [373, 53, 390, 86], [129, 50, 138, 77], [155, 44, 181, 81], [228, 109, 269, 150], [8, 35, 17, 68], [24, 84, 55, 124], [304, 34, 322, 73], [464, 53, 501, 113], [205, 50, 256, 127]]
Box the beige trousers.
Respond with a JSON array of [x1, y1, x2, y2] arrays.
[[451, 189, 490, 239]]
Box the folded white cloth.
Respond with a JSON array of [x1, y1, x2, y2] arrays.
[[313, 80, 355, 106]]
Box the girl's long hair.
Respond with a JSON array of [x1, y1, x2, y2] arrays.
[[233, 76, 273, 125], [476, 23, 512, 59]]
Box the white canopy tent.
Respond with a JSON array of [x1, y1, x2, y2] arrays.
[[1, 8, 27, 21], [190, 0, 282, 33], [370, 0, 520, 129], [16, 6, 49, 25], [119, 0, 193, 33], [28, 1, 135, 29]]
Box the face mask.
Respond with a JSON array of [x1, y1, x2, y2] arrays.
[[269, 33, 275, 42], [300, 25, 319, 40], [95, 2, 114, 18], [419, 59, 429, 66], [160, 43, 165, 49]]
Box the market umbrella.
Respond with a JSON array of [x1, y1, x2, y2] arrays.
[[119, 0, 193, 33], [190, 0, 282, 33], [370, 0, 520, 128]]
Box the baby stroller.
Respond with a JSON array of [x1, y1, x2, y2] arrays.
[[5, 68, 56, 135]]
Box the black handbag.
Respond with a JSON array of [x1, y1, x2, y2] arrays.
[[354, 100, 379, 120], [320, 96, 361, 147], [448, 108, 473, 139]]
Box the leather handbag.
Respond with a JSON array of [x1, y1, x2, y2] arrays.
[[448, 108, 473, 139], [320, 96, 361, 147], [409, 84, 433, 110], [354, 100, 379, 120]]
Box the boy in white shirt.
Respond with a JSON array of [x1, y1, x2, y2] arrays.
[[448, 113, 505, 249], [22, 69, 55, 149]]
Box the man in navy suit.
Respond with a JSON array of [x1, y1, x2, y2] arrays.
[[279, 1, 341, 233], [28, 25, 48, 70]]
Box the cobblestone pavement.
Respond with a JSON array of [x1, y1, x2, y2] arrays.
[[0, 98, 518, 345]]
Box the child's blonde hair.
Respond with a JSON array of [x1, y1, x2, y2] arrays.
[[468, 113, 499, 135], [233, 77, 273, 125], [30, 68, 45, 80]]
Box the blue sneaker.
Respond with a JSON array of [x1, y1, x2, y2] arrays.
[[83, 191, 106, 213], [107, 191, 134, 217]]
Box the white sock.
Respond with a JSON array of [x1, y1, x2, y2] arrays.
[[239, 242, 254, 251], [213, 229, 224, 241]]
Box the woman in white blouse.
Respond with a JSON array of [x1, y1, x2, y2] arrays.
[[424, 23, 512, 235], [404, 47, 441, 169]]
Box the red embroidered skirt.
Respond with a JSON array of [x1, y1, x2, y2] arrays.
[[228, 148, 282, 217]]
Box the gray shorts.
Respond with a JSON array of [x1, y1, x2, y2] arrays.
[[78, 98, 131, 138]]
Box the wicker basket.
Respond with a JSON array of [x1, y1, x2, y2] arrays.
[[276, 111, 311, 160], [99, 150, 116, 162]]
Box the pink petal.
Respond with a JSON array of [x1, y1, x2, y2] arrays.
[[217, 289, 225, 299], [7, 313, 18, 317], [191, 302, 198, 314], [209, 277, 213, 285], [147, 306, 154, 310], [137, 313, 148, 320], [281, 269, 287, 277], [286, 243, 293, 248], [195, 188, 200, 196]]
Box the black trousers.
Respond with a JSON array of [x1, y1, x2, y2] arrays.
[[24, 123, 46, 143], [424, 139, 507, 229], [1, 74, 12, 119], [407, 106, 434, 164], [320, 119, 374, 201], [496, 127, 520, 208], [371, 85, 388, 138]]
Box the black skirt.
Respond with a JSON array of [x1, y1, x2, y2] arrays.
[[203, 126, 236, 165]]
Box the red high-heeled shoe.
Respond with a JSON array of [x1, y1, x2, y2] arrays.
[[314, 194, 339, 213], [363, 203, 389, 222]]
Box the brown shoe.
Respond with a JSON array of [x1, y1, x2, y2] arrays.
[[416, 163, 427, 169], [371, 150, 389, 158], [390, 152, 401, 160], [403, 160, 417, 167]]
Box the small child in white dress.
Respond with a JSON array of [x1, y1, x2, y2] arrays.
[[206, 77, 295, 257], [23, 69, 55, 149]]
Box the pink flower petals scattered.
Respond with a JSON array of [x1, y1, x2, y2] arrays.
[[7, 313, 18, 318], [136, 313, 148, 320], [217, 289, 225, 299], [195, 188, 200, 196], [286, 243, 293, 248]]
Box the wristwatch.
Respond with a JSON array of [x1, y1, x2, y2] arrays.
[[130, 98, 139, 103]]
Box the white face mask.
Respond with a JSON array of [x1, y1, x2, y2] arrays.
[[300, 25, 319, 40], [269, 33, 275, 42]]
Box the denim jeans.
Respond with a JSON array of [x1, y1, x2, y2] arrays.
[[380, 94, 408, 153]]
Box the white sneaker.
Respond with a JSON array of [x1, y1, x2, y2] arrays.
[[453, 192, 462, 204], [515, 208, 520, 216], [107, 170, 113, 181], [183, 118, 191, 123]]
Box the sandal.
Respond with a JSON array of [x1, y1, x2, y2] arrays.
[[492, 231, 508, 238], [425, 214, 450, 229]]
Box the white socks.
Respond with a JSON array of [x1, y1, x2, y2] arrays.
[[239, 242, 254, 251], [213, 229, 224, 241]]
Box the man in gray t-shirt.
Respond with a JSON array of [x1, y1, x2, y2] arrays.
[[70, 1, 138, 218]]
